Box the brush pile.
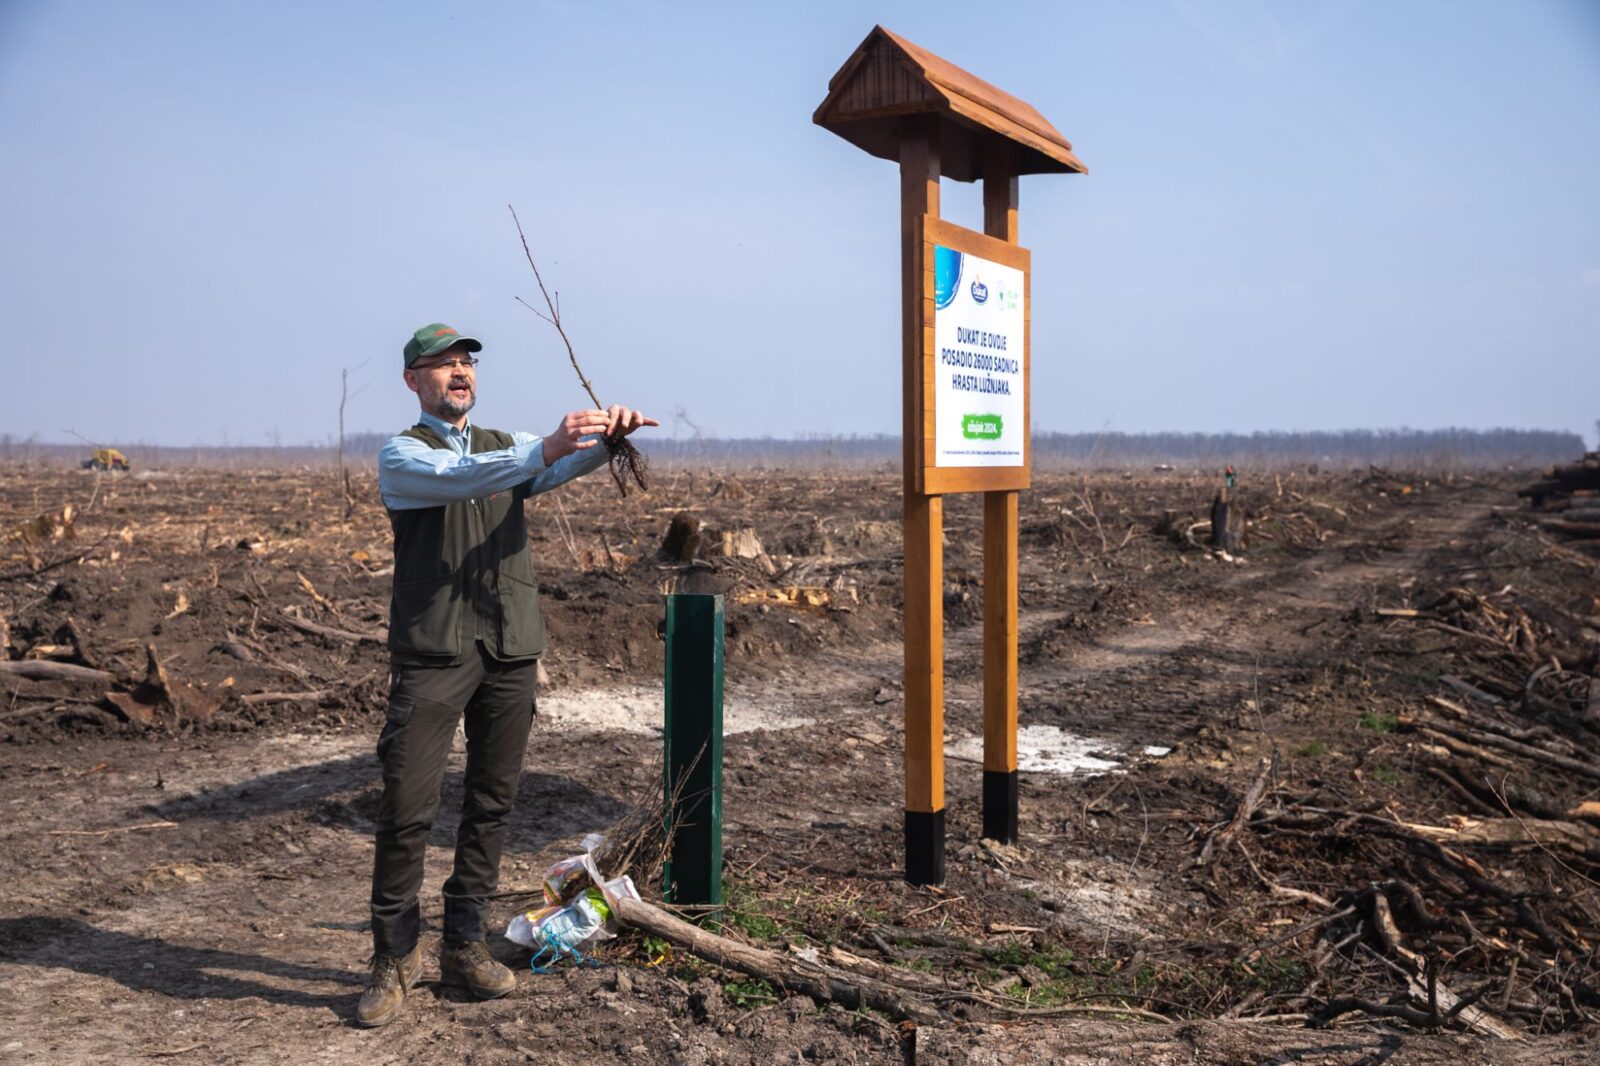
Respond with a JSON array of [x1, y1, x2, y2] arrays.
[[1210, 542, 1600, 1036], [1519, 452, 1600, 552]]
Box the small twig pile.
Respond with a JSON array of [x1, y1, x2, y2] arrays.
[[508, 204, 649, 497]]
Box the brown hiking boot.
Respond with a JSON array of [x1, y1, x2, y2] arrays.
[[439, 939, 516, 1000], [356, 944, 423, 1028]]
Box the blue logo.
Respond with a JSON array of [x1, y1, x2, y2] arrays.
[[934, 246, 963, 310], [970, 279, 988, 304]]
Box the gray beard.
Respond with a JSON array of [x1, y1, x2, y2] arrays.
[[435, 390, 475, 420]]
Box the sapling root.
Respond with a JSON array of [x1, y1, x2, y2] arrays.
[[605, 433, 649, 496]]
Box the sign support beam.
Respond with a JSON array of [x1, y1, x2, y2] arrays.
[[981, 146, 1021, 844], [901, 117, 945, 886]]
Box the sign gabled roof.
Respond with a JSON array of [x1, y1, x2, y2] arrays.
[[814, 26, 1086, 181]]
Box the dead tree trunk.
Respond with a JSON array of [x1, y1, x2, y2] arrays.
[[1210, 489, 1243, 552]]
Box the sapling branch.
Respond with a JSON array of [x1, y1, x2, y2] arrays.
[[509, 203, 648, 497]]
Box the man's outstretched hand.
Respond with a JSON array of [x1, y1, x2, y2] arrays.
[[542, 405, 659, 465], [604, 404, 659, 439]]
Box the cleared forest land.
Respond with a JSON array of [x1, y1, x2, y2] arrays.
[[1, 463, 1597, 1064]]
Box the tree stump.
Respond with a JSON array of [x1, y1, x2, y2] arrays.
[[661, 512, 703, 562], [1210, 490, 1243, 552]]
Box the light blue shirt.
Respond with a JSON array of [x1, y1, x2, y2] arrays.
[[378, 410, 611, 511]]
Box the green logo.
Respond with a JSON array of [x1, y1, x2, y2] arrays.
[[961, 414, 1003, 440]]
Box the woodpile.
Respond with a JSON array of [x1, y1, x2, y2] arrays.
[[1519, 451, 1600, 552], [1284, 576, 1600, 1034]]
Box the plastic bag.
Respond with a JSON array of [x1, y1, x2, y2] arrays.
[[541, 831, 604, 904], [504, 834, 641, 971], [505, 889, 609, 969]]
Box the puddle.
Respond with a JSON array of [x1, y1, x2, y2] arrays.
[[538, 685, 814, 736], [949, 725, 1171, 776]]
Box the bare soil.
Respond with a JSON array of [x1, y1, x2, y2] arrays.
[[1, 462, 1597, 1064]]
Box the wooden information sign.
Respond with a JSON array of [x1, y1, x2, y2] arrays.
[[815, 26, 1084, 884], [915, 216, 1030, 496]]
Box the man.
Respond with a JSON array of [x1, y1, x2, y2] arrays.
[[357, 321, 657, 1027]]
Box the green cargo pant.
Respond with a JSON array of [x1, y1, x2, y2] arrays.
[[369, 646, 538, 956]]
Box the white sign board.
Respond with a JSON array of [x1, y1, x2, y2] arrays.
[[932, 243, 1026, 467]]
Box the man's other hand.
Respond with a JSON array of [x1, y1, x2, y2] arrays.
[[542, 408, 611, 465], [605, 405, 660, 439], [542, 405, 660, 465]]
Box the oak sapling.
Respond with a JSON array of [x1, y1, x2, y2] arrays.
[[509, 204, 649, 497]]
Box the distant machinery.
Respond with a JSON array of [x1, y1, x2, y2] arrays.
[[82, 448, 130, 471]]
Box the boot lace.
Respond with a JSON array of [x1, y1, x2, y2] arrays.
[[366, 953, 401, 990]]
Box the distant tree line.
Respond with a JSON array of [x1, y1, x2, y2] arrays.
[[536, 427, 1586, 469], [0, 426, 1585, 471]]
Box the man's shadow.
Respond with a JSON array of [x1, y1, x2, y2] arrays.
[[145, 754, 633, 856], [28, 758, 638, 1020], [0, 916, 356, 1011]]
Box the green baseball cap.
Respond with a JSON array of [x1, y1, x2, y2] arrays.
[[403, 322, 483, 368]]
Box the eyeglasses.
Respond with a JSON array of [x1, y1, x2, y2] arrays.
[[414, 355, 479, 371]]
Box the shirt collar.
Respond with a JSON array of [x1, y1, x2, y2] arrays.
[[418, 410, 471, 440]]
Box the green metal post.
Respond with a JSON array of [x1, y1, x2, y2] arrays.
[[662, 593, 724, 907]]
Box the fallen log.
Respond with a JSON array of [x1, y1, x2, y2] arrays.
[[1439, 675, 1500, 706], [1415, 730, 1519, 770], [1399, 816, 1600, 857], [0, 701, 66, 723], [278, 608, 387, 646], [0, 660, 113, 684], [1425, 697, 1567, 749], [1414, 717, 1600, 783], [611, 896, 941, 1024], [1566, 801, 1600, 823], [811, 943, 951, 995], [1537, 519, 1600, 537], [239, 688, 336, 706]]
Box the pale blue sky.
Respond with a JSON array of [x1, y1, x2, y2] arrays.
[[2, 1, 1597, 447]]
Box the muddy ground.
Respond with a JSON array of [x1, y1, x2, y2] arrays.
[[1, 461, 1597, 1064]]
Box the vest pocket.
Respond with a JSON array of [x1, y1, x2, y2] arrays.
[[496, 568, 546, 659], [389, 573, 459, 657]]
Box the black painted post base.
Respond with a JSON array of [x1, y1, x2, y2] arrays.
[[904, 808, 946, 886], [982, 769, 1019, 844]]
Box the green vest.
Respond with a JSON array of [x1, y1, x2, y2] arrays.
[[386, 422, 547, 661]]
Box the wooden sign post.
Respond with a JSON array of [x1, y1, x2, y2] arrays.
[[815, 26, 1085, 884]]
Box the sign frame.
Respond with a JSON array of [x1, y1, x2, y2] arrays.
[[916, 215, 1032, 496]]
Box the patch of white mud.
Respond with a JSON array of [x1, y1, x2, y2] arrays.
[[950, 726, 1174, 776], [1020, 858, 1189, 938], [950, 724, 1121, 775], [538, 685, 814, 736]]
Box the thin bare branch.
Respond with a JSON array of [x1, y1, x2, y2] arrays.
[[508, 203, 602, 410]]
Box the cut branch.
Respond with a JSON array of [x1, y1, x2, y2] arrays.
[[611, 896, 940, 1025], [278, 608, 387, 646], [508, 203, 648, 496]]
